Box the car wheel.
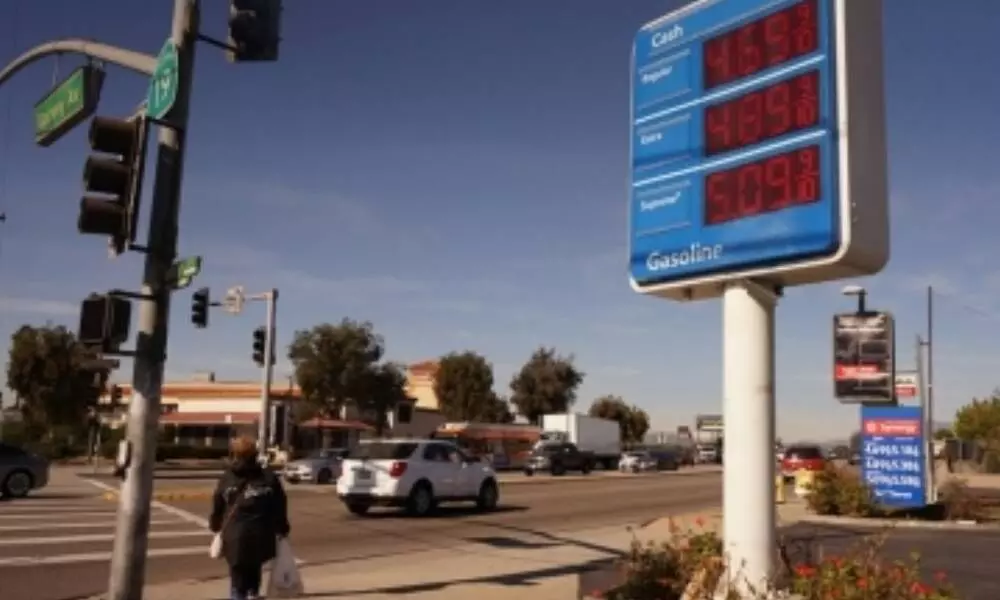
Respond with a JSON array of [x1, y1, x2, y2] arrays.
[[476, 480, 499, 511], [316, 469, 333, 484], [523, 469, 534, 477], [550, 463, 566, 476], [581, 463, 592, 475], [346, 502, 371, 516], [2, 470, 33, 499], [406, 482, 435, 517]]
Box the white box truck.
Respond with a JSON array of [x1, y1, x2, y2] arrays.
[[540, 413, 621, 469]]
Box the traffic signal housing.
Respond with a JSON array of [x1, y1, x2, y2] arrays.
[[78, 293, 132, 353], [191, 287, 210, 328], [78, 114, 149, 256], [252, 326, 266, 366], [227, 0, 282, 62]]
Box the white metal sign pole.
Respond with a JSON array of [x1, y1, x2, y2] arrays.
[[722, 280, 778, 593]]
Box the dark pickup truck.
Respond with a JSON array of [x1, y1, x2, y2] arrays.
[[523, 442, 593, 476]]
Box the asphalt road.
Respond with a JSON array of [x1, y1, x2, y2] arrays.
[[0, 470, 722, 600]]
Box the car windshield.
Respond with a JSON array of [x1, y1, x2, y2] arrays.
[[786, 446, 823, 460], [347, 442, 418, 460]]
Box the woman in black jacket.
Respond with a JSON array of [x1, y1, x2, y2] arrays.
[[210, 436, 291, 600]]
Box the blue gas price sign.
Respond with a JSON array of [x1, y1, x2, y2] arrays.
[[628, 0, 889, 301]]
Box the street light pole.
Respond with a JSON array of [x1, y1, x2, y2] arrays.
[[107, 1, 199, 599]]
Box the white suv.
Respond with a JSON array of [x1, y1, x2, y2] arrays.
[[336, 439, 500, 517]]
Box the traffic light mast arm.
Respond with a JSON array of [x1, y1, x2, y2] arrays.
[[0, 38, 156, 88]]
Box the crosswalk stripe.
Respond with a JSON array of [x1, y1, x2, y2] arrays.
[[0, 519, 185, 533], [0, 506, 118, 515], [0, 530, 209, 546], [0, 545, 210, 567], [0, 511, 118, 521]]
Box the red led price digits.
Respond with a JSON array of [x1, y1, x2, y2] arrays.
[[703, 0, 818, 90], [703, 145, 821, 226], [704, 70, 819, 156]]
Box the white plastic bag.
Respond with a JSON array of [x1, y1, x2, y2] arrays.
[[208, 533, 223, 559], [267, 537, 304, 598]]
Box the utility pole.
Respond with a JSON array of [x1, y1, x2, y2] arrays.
[[918, 285, 936, 502], [107, 1, 199, 598], [258, 288, 278, 463]]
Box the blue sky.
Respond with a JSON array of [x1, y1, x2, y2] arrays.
[[1, 1, 999, 441]]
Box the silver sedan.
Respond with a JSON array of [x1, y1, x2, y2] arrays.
[[283, 448, 347, 485]]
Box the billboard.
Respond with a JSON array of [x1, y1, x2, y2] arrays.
[[833, 311, 896, 404], [894, 371, 920, 398], [695, 414, 723, 432]]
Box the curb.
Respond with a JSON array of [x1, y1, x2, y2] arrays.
[[796, 513, 1000, 531], [101, 489, 214, 502], [499, 467, 721, 485]]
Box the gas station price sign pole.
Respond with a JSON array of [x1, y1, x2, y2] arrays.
[[628, 0, 888, 592]]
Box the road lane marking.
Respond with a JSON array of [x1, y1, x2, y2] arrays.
[[0, 511, 118, 521], [0, 529, 209, 546], [0, 519, 184, 532], [0, 506, 118, 515], [0, 545, 210, 567]]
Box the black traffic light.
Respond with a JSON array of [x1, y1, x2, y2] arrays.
[[252, 326, 266, 365], [228, 0, 282, 62], [79, 293, 132, 352], [79, 115, 149, 256], [191, 287, 210, 328]]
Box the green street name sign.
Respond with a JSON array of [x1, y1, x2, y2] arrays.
[[34, 65, 105, 147], [168, 255, 203, 290]]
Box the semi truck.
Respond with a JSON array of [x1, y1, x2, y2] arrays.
[[539, 413, 621, 470]]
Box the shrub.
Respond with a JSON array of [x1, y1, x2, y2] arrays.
[[805, 464, 880, 517], [593, 521, 960, 599], [598, 519, 732, 600], [938, 478, 986, 521], [788, 543, 958, 599]]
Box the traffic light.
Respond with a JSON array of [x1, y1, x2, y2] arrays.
[[227, 0, 282, 62], [252, 326, 266, 365], [191, 287, 210, 328], [78, 114, 149, 256], [78, 293, 132, 352]]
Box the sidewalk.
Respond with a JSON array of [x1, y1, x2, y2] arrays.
[[127, 512, 722, 600]]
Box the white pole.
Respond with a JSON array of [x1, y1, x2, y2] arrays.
[[722, 280, 778, 594]]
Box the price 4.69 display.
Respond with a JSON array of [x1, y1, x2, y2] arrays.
[[704, 145, 820, 226]]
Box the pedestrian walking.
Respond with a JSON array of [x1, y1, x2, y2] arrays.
[[210, 435, 291, 600]]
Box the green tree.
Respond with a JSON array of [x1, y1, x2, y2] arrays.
[[933, 427, 955, 440], [509, 347, 584, 424], [357, 362, 409, 436], [5, 325, 106, 441], [286, 319, 384, 417], [953, 394, 1000, 451], [433, 351, 503, 422], [482, 394, 515, 424], [588, 395, 650, 444], [627, 405, 651, 444]]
